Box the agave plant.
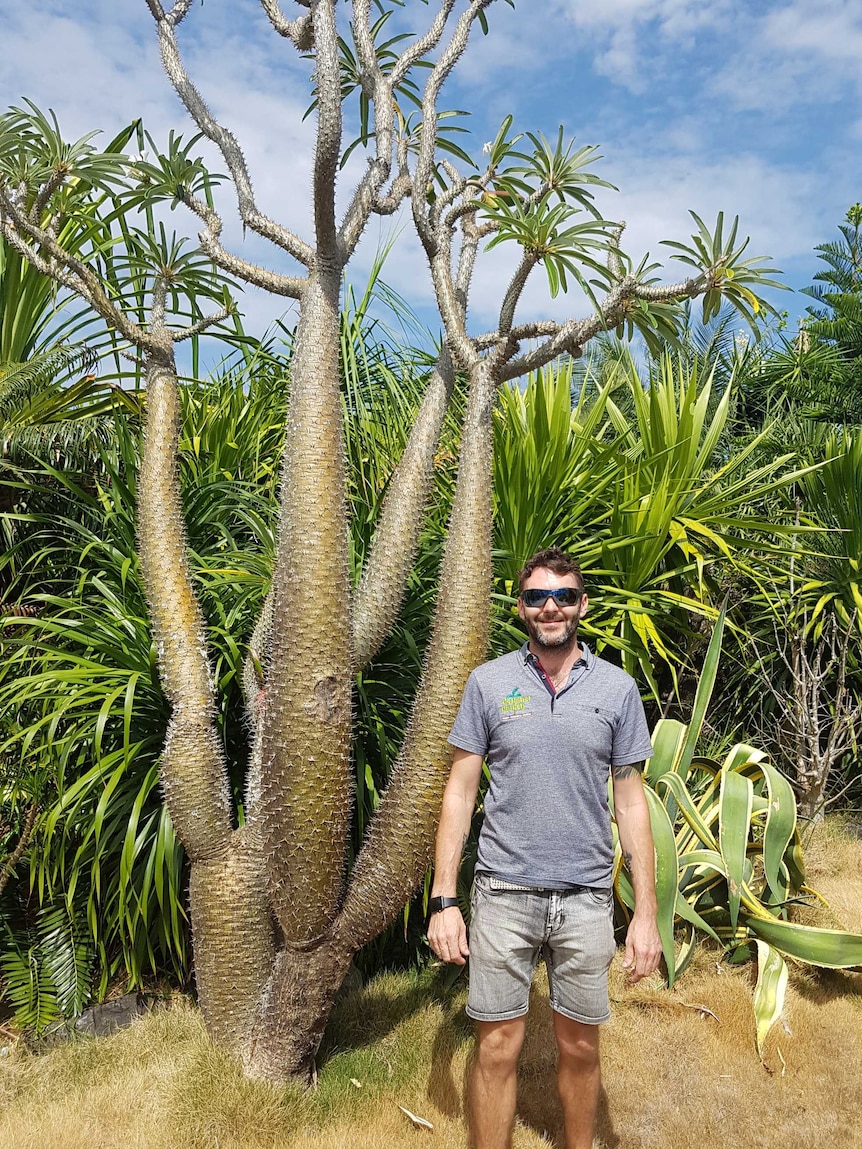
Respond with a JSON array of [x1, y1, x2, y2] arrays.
[[611, 607, 862, 1055]]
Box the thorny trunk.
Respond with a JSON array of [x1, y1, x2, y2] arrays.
[[246, 932, 354, 1083], [259, 269, 354, 948], [247, 358, 495, 1081], [188, 828, 275, 1051], [138, 349, 274, 1050], [339, 359, 495, 947]]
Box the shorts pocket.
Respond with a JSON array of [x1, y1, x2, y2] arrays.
[[585, 886, 614, 907]]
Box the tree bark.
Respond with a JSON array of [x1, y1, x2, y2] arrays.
[[340, 358, 495, 948], [138, 350, 274, 1049], [245, 931, 354, 1083], [188, 828, 275, 1052], [260, 269, 354, 947]]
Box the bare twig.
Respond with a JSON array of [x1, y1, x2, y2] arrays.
[[752, 605, 861, 821], [0, 803, 39, 900]]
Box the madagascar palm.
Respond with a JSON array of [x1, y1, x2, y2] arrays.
[[1, 3, 788, 1083]]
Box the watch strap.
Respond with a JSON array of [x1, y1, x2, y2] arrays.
[[428, 895, 460, 915]]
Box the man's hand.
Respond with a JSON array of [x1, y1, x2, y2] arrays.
[[427, 906, 470, 965], [621, 911, 662, 983]]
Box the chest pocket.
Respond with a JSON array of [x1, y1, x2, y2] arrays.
[[556, 701, 615, 760]]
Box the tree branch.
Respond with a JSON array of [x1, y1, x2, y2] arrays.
[[498, 273, 704, 382], [149, 5, 315, 268], [473, 319, 560, 349], [412, 0, 494, 251], [351, 219, 478, 667], [390, 0, 459, 88], [181, 189, 306, 297], [260, 0, 314, 48], [0, 207, 152, 349], [164, 0, 196, 26], [309, 0, 342, 265], [337, 1, 400, 260], [352, 347, 456, 668], [498, 250, 539, 334], [173, 304, 235, 342], [136, 347, 235, 859]]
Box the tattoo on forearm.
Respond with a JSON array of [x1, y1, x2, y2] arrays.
[[612, 761, 644, 780], [623, 849, 633, 872]]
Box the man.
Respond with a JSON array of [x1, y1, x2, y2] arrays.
[[428, 547, 662, 1149]]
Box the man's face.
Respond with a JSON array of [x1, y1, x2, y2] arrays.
[[517, 567, 588, 650]]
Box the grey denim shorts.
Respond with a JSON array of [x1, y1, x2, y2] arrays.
[[466, 872, 617, 1025]]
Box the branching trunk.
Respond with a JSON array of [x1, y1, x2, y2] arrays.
[[340, 359, 495, 947], [139, 349, 273, 1050], [189, 826, 275, 1052], [245, 358, 494, 1080], [139, 350, 234, 859], [247, 935, 354, 1084], [352, 347, 456, 668], [260, 271, 353, 945]]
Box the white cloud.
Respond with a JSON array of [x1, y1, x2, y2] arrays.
[[553, 0, 732, 89], [704, 2, 862, 112]]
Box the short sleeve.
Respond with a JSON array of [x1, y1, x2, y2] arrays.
[[447, 671, 490, 756], [611, 681, 654, 766]]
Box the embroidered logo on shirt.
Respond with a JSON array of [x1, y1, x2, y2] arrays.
[[501, 687, 532, 719]]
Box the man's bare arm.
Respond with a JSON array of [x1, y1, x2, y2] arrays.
[[427, 748, 483, 965], [612, 764, 662, 982]]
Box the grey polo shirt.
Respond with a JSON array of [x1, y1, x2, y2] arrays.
[[448, 643, 653, 889]]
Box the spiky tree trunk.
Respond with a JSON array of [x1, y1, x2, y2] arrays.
[[139, 346, 275, 1052], [244, 355, 494, 1082]]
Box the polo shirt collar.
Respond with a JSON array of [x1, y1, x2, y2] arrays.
[[520, 640, 593, 668]]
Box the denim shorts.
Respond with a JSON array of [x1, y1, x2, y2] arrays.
[[466, 873, 616, 1025]]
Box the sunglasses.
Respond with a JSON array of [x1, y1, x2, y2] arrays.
[[520, 587, 583, 608]]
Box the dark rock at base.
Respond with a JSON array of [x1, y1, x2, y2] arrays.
[[33, 993, 149, 1050], [74, 993, 148, 1036]]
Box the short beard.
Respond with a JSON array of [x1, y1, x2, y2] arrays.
[[525, 616, 580, 652]]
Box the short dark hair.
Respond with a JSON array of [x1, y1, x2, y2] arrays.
[[517, 547, 584, 592]]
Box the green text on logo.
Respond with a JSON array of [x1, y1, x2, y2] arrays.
[[501, 687, 531, 715]]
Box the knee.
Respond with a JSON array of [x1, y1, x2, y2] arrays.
[[555, 1027, 599, 1070], [476, 1024, 524, 1074]]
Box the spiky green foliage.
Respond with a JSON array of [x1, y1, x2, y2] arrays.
[[491, 354, 813, 694]]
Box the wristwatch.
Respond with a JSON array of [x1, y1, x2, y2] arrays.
[[428, 896, 460, 915]]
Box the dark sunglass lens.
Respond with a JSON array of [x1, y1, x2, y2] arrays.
[[522, 588, 581, 607], [557, 588, 581, 605]]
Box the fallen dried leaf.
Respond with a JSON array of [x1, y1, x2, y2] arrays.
[[398, 1105, 434, 1131]]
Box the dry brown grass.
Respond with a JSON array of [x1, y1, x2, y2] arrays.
[[1, 820, 861, 1149]]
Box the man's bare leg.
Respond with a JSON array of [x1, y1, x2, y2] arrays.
[[552, 1012, 601, 1149], [469, 1017, 526, 1149]]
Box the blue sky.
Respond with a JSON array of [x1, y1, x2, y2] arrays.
[[3, 1, 862, 352]]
